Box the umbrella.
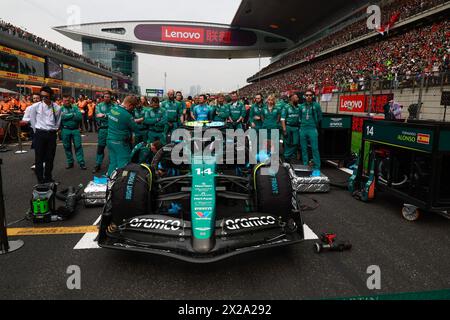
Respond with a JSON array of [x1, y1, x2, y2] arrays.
[[0, 88, 18, 94]]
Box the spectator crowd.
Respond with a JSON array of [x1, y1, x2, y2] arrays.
[[240, 19, 450, 98], [250, 0, 448, 79], [0, 19, 113, 73]]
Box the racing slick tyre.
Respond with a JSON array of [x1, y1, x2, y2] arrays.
[[254, 165, 293, 217]]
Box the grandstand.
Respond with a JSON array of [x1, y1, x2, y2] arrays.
[[240, 1, 449, 96], [0, 19, 137, 98]]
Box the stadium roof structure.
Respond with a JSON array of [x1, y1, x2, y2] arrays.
[[54, 0, 370, 59], [232, 0, 371, 43], [54, 21, 294, 59]]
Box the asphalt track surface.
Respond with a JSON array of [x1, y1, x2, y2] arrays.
[[1, 133, 449, 300]]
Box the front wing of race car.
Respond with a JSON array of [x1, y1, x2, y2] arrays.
[[98, 212, 304, 264], [98, 154, 304, 263]]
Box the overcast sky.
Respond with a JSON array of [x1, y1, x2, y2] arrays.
[[0, 0, 270, 94]]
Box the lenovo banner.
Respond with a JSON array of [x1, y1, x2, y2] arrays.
[[161, 26, 205, 44], [340, 94, 394, 114], [134, 24, 257, 47], [340, 95, 366, 113]]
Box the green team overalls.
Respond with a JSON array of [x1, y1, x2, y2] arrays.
[[61, 105, 85, 167], [299, 102, 323, 170], [133, 106, 147, 146], [229, 102, 246, 129], [212, 103, 230, 122], [145, 106, 168, 144], [282, 103, 301, 161], [106, 105, 140, 176], [177, 100, 187, 120], [95, 101, 114, 168], [262, 105, 281, 140], [130, 142, 155, 165], [162, 99, 182, 134], [276, 100, 287, 110], [249, 103, 266, 132]]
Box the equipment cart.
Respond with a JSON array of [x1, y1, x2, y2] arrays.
[[349, 119, 450, 221], [319, 113, 353, 163]]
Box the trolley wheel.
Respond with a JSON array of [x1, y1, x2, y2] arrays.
[[314, 243, 322, 254], [402, 205, 421, 222]]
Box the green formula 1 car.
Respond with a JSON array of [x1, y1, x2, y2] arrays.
[[97, 121, 304, 263]]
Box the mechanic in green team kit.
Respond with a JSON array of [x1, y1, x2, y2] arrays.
[[228, 91, 246, 129], [132, 96, 150, 146], [162, 89, 183, 134], [212, 94, 230, 122], [60, 95, 87, 170], [261, 94, 282, 139], [299, 90, 323, 177], [145, 96, 168, 144], [106, 95, 141, 176], [281, 93, 301, 162], [176, 91, 187, 120], [249, 93, 266, 132], [93, 91, 115, 174]]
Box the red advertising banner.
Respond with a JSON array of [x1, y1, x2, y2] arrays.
[[366, 94, 394, 113], [161, 26, 205, 44], [339, 95, 366, 113], [352, 116, 368, 132], [135, 24, 257, 47], [340, 94, 394, 114], [352, 115, 386, 133]]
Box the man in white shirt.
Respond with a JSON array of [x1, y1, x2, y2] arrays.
[[21, 86, 62, 184]]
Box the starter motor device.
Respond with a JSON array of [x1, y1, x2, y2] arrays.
[[314, 233, 352, 254], [30, 183, 84, 223], [30, 183, 57, 223]]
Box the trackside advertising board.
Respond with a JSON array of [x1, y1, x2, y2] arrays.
[[363, 120, 434, 153], [340, 94, 394, 113], [340, 95, 365, 113]]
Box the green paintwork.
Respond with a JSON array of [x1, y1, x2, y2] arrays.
[[191, 156, 216, 240]]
